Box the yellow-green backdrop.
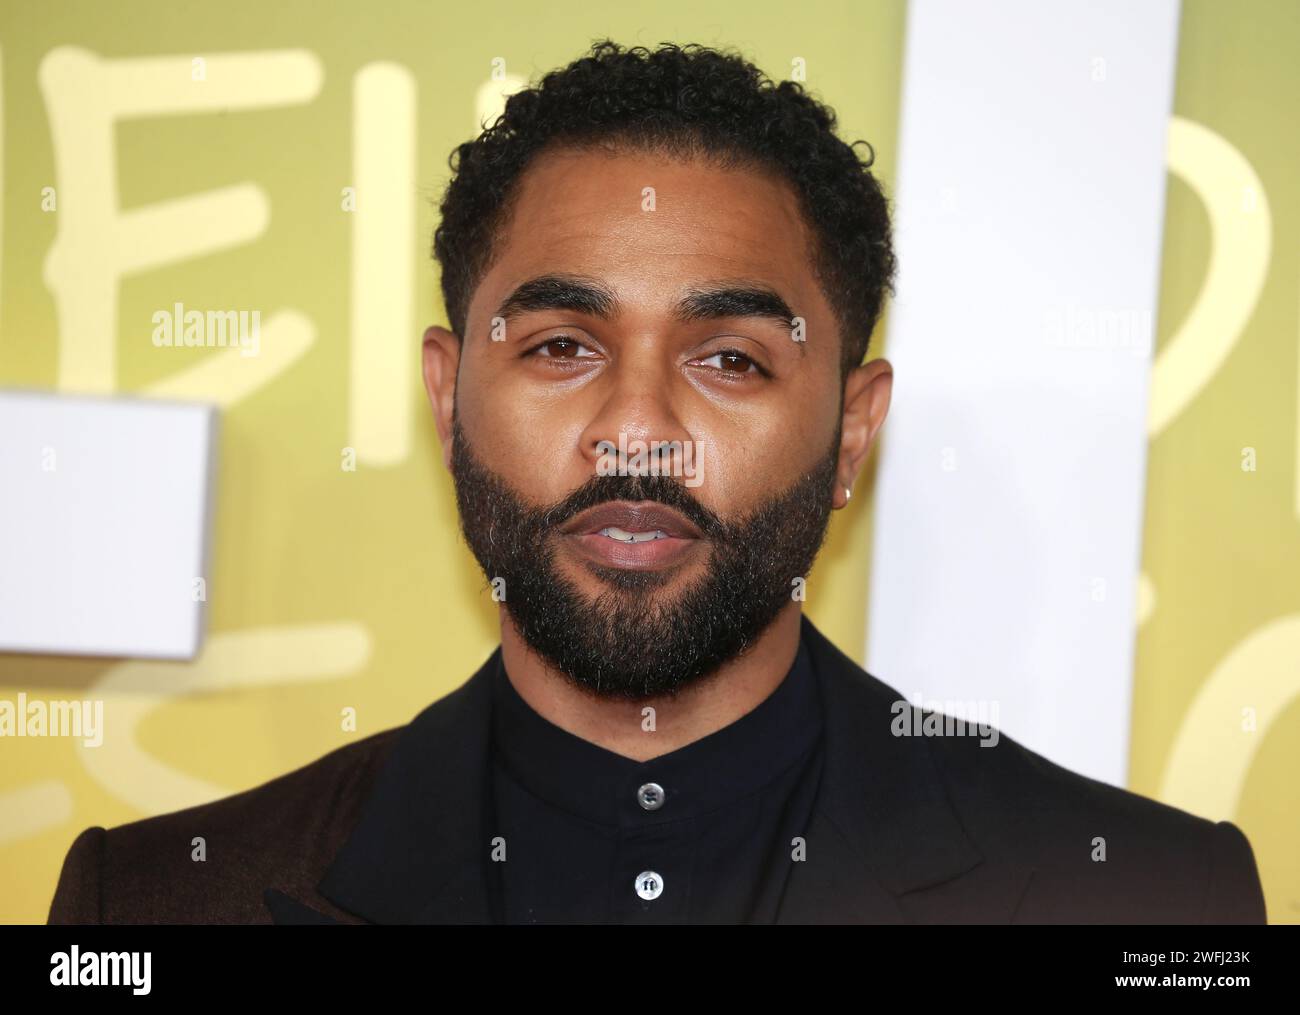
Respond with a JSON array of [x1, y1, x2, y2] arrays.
[[0, 0, 1295, 923]]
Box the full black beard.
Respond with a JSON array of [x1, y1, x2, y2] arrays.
[[449, 420, 840, 701]]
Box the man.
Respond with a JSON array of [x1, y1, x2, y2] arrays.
[[48, 40, 1266, 925]]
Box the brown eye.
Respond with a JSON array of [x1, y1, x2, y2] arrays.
[[531, 336, 596, 359], [698, 350, 761, 374]]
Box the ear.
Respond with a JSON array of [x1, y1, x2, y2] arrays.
[[421, 324, 461, 471], [833, 357, 893, 509]]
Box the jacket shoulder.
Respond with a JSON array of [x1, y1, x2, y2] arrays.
[[855, 665, 1266, 923], [48, 728, 401, 925]]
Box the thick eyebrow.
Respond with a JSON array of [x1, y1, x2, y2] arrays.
[[494, 274, 797, 330], [674, 283, 797, 329], [496, 274, 617, 325]]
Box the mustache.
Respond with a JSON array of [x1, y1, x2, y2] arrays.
[[536, 470, 727, 541], [448, 421, 729, 541]]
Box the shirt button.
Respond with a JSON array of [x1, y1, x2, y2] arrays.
[[635, 870, 664, 900], [637, 782, 665, 811]]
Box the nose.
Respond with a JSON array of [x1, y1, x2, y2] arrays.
[[577, 341, 696, 478]]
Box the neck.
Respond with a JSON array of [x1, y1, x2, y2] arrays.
[[497, 603, 803, 762]]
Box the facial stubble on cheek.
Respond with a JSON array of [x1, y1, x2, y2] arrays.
[[447, 418, 841, 700]]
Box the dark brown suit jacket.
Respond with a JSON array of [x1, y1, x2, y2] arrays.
[[47, 616, 1268, 924]]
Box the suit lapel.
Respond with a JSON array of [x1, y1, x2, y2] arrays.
[[782, 617, 1031, 924], [302, 650, 500, 925], [263, 888, 350, 925]]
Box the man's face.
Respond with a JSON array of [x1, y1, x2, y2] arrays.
[[427, 145, 887, 700]]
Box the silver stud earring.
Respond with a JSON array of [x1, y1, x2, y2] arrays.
[[844, 486, 852, 502]]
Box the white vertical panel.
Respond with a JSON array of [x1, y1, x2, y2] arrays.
[[0, 390, 217, 659], [868, 0, 1180, 785]]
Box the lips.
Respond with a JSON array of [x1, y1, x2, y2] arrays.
[[560, 501, 704, 540]]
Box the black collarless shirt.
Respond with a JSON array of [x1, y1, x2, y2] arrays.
[[487, 636, 825, 924]]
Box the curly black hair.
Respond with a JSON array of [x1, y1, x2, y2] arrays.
[[433, 39, 897, 378]]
